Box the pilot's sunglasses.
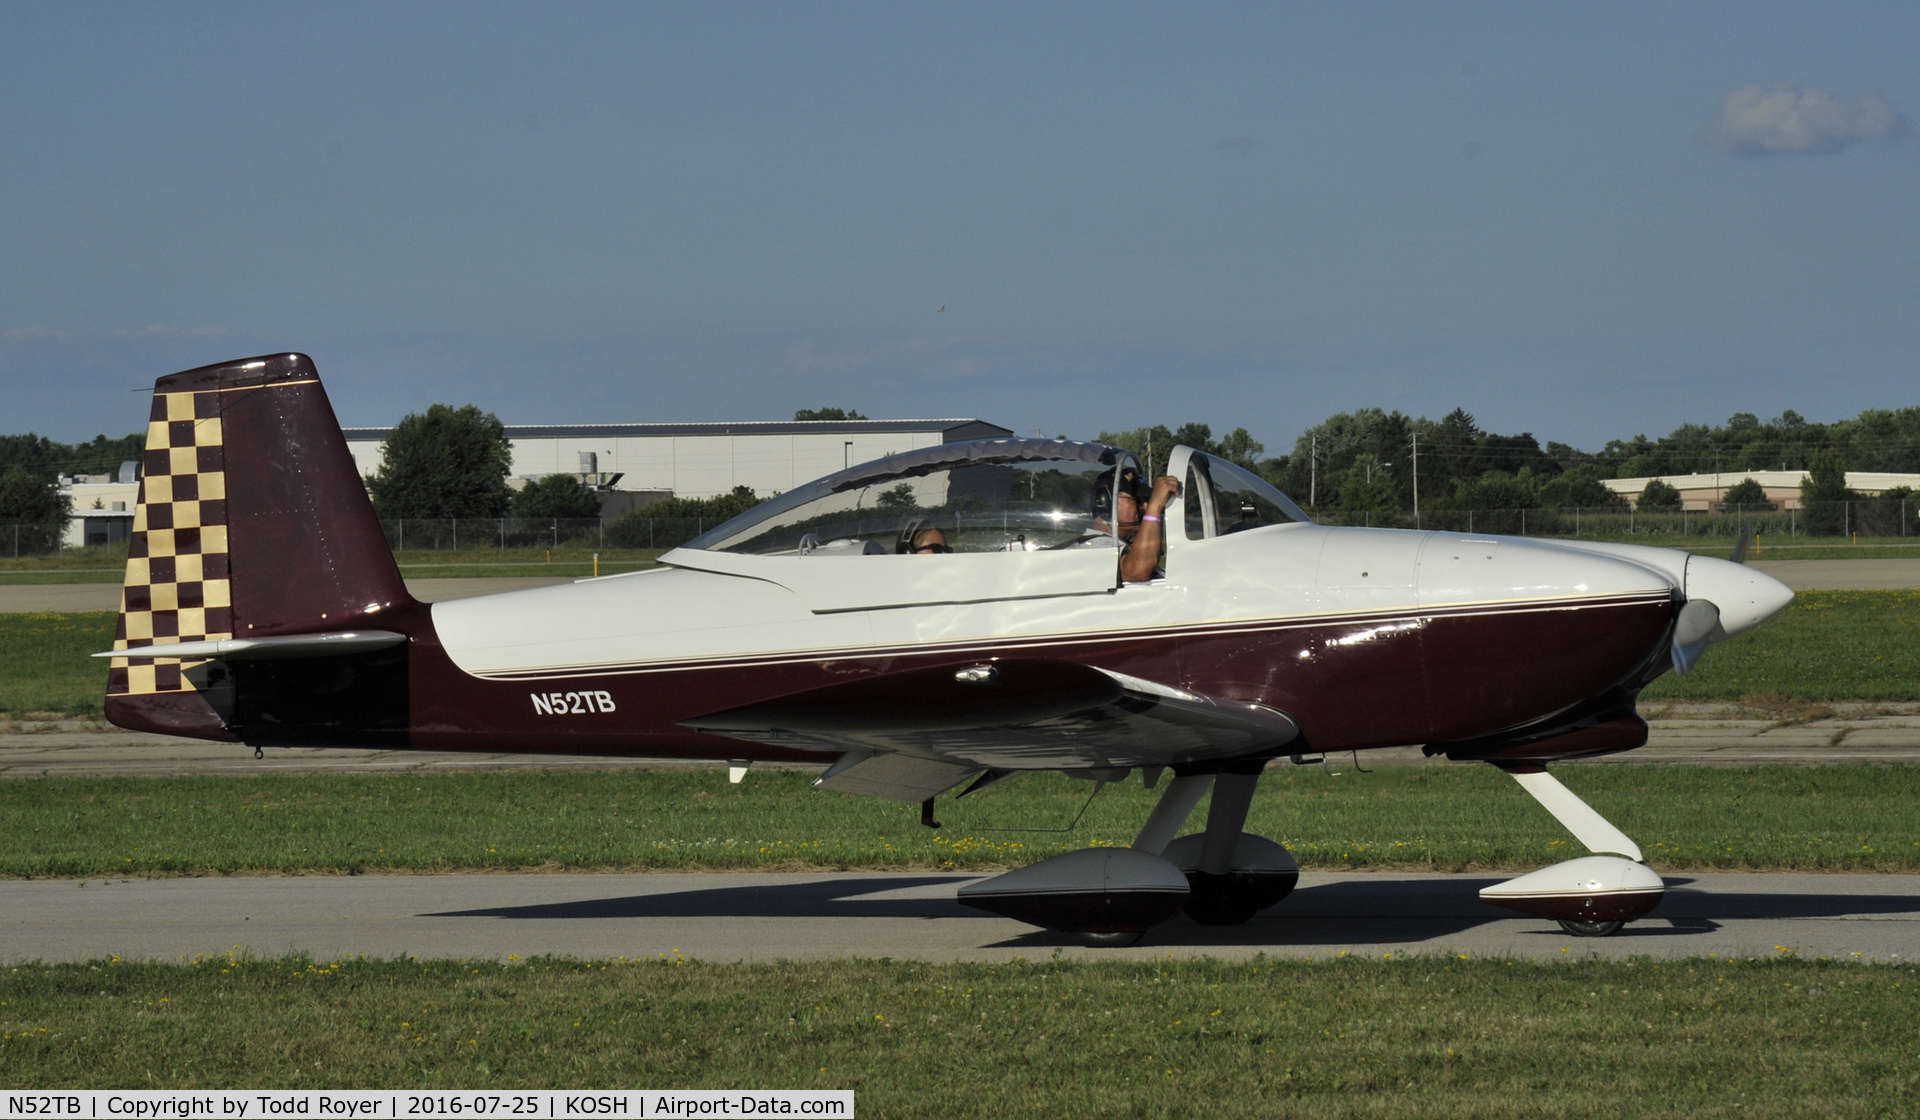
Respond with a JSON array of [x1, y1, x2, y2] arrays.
[[914, 543, 953, 554]]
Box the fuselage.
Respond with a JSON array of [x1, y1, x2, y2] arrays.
[[397, 523, 1739, 764]]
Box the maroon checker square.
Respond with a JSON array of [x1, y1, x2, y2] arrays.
[[146, 503, 174, 530], [194, 392, 220, 419], [152, 610, 179, 638], [128, 534, 148, 559], [175, 527, 202, 554], [177, 581, 204, 609], [168, 420, 195, 447], [201, 552, 230, 580], [171, 474, 199, 501], [154, 663, 182, 692], [200, 499, 228, 525], [205, 606, 234, 634], [107, 666, 129, 694], [196, 445, 224, 472], [149, 556, 177, 584], [144, 448, 172, 476], [149, 396, 170, 423], [113, 615, 127, 640], [125, 585, 152, 613]]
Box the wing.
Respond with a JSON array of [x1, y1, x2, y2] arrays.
[[681, 658, 1299, 800]]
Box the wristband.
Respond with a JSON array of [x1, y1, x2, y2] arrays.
[[1141, 514, 1162, 523]]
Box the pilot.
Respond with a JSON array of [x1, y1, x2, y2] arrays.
[[1089, 465, 1181, 582], [896, 519, 952, 554]]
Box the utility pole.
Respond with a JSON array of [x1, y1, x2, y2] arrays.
[[1412, 431, 1420, 529], [1309, 434, 1317, 508]]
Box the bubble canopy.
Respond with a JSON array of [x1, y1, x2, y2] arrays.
[[684, 439, 1135, 556]]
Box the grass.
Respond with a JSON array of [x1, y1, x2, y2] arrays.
[[1, 952, 1914, 1115], [0, 611, 113, 718], [4, 590, 1918, 718], [2, 764, 1916, 878], [0, 545, 671, 585], [1640, 590, 1920, 702]]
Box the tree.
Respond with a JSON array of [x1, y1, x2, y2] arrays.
[[1537, 464, 1626, 510], [512, 474, 603, 520], [793, 407, 869, 421], [1799, 450, 1853, 536], [1721, 477, 1772, 511], [0, 468, 66, 551], [1336, 455, 1398, 517], [0, 468, 64, 525], [366, 404, 513, 520], [1638, 479, 1682, 512]]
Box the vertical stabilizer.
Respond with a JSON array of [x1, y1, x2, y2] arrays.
[[106, 353, 414, 738]]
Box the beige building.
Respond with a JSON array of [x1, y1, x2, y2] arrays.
[[1600, 470, 1920, 511], [341, 418, 1014, 502]]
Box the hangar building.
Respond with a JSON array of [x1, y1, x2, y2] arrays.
[[340, 418, 1014, 502]]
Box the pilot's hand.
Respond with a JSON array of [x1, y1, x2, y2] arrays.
[[1146, 475, 1181, 515]]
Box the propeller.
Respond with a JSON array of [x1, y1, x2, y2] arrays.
[[1673, 520, 1755, 674], [1728, 519, 1756, 565], [1670, 598, 1722, 674]]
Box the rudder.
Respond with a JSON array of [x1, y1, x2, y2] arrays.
[[106, 353, 416, 738]]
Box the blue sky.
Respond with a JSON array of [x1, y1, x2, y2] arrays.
[[3, 3, 1914, 457]]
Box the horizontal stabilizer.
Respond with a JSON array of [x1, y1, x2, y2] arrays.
[[96, 631, 407, 661]]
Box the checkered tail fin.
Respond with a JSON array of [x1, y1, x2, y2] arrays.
[[105, 353, 414, 738]]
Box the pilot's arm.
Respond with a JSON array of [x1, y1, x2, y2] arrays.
[[1120, 475, 1180, 583]]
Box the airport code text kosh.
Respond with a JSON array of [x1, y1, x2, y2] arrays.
[[2, 1095, 851, 1120]]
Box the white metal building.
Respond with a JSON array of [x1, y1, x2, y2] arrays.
[[341, 419, 1014, 500], [1600, 470, 1920, 511]]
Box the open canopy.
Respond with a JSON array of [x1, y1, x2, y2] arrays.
[[684, 438, 1134, 556]]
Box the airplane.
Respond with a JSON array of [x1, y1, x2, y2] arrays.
[[101, 353, 1794, 945]]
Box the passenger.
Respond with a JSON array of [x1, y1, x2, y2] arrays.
[[896, 518, 952, 554], [910, 526, 951, 554]]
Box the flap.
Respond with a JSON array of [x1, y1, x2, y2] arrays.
[[682, 659, 1299, 772], [810, 750, 980, 803]]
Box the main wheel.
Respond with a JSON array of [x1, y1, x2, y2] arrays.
[[1558, 919, 1625, 938], [1076, 930, 1146, 947], [1182, 872, 1264, 926]]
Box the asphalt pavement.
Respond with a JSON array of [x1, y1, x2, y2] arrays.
[[4, 869, 1913, 964]]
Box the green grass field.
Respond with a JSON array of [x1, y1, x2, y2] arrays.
[[1639, 590, 1920, 702], [3, 764, 1914, 878], [0, 611, 114, 718], [3, 591, 1916, 718], [2, 953, 1913, 1115]]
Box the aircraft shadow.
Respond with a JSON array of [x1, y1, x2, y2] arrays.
[[427, 876, 985, 921], [428, 872, 1920, 950], [997, 877, 1920, 949]]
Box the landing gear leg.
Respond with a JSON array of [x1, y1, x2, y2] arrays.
[[1478, 764, 1665, 937], [1185, 773, 1264, 926]]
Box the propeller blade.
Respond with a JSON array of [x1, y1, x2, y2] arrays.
[[1729, 519, 1757, 565], [1670, 599, 1721, 674]]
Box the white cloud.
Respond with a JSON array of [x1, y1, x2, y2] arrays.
[[1699, 83, 1909, 156]]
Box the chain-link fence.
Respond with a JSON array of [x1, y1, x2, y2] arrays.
[[375, 517, 717, 552], [1313, 499, 1915, 538], [2, 523, 67, 556]]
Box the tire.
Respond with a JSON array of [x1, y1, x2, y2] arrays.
[[1558, 919, 1625, 938], [1077, 930, 1146, 947]]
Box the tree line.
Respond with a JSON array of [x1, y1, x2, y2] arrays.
[[5, 402, 1917, 543]]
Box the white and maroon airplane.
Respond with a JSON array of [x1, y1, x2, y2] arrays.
[[103, 354, 1793, 944]]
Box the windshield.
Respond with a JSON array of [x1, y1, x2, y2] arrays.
[[1184, 452, 1313, 538], [685, 439, 1130, 555]]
